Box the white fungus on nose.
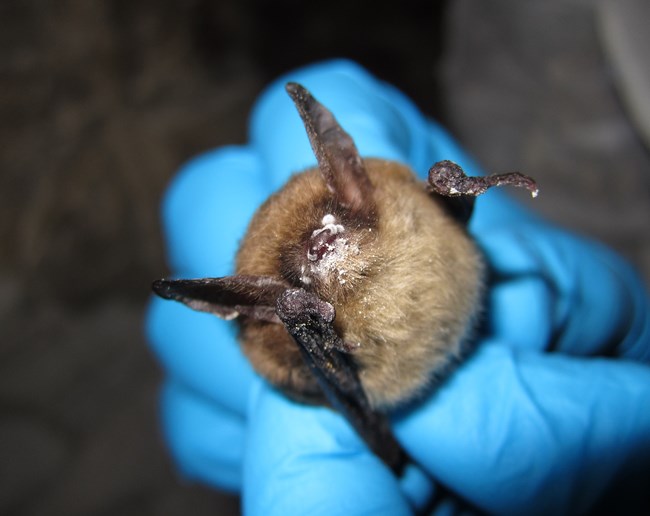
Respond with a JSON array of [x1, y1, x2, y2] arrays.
[[311, 213, 345, 239], [301, 214, 361, 286]]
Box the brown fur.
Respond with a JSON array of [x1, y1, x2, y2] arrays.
[[236, 158, 483, 409]]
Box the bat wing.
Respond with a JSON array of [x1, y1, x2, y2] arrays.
[[152, 275, 289, 323], [428, 160, 538, 225], [276, 287, 407, 475], [152, 277, 407, 473]]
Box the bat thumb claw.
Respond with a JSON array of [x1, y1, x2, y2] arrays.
[[276, 288, 335, 323]]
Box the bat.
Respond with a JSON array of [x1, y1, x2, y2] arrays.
[[153, 82, 538, 474]]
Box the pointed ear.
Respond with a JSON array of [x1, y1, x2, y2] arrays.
[[152, 275, 290, 323], [285, 82, 375, 220]]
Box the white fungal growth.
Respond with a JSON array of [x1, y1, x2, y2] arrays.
[[311, 213, 345, 238], [305, 214, 364, 286], [321, 214, 335, 225], [338, 268, 347, 284], [299, 265, 312, 285], [312, 237, 347, 268], [309, 237, 346, 278]]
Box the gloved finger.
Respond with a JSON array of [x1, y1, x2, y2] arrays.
[[395, 341, 650, 515], [149, 146, 270, 413], [161, 146, 268, 278], [242, 382, 433, 516], [160, 378, 249, 492], [479, 223, 650, 361], [147, 296, 256, 415]]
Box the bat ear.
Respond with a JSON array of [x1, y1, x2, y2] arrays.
[[152, 275, 290, 323], [285, 82, 375, 221]]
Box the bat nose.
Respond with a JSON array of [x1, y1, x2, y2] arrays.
[[307, 230, 339, 262]]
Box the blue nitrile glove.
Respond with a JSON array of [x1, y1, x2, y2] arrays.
[[146, 60, 650, 515]]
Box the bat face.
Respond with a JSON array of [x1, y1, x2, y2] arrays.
[[153, 82, 537, 472], [236, 158, 483, 409]]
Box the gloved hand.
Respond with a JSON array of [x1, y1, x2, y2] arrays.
[[146, 60, 650, 515]]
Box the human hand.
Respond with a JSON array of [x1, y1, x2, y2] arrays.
[[146, 60, 650, 514]]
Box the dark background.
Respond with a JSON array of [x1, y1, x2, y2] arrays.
[[1, 1, 649, 515]]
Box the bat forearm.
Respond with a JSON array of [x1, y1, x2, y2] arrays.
[[276, 288, 407, 474]]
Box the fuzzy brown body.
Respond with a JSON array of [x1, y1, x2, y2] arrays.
[[236, 158, 484, 409]]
